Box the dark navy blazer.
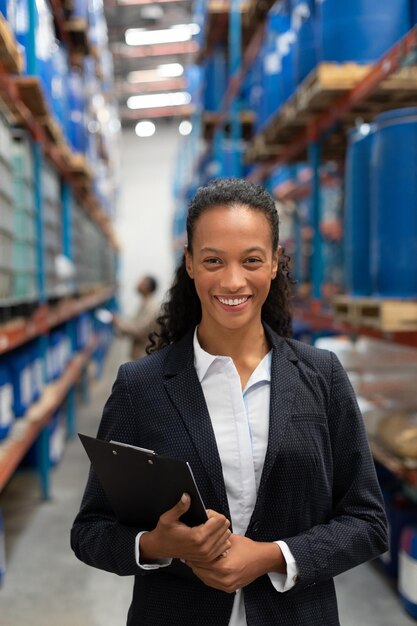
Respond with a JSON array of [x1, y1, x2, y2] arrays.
[[71, 325, 388, 625]]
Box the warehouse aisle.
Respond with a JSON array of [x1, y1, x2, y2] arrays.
[[0, 339, 415, 626]]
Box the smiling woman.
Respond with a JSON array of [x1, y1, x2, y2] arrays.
[[150, 177, 294, 354], [71, 178, 388, 626]]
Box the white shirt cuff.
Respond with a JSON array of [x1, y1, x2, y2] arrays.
[[268, 541, 300, 592], [135, 531, 173, 569]]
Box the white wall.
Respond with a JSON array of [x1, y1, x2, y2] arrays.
[[115, 124, 181, 315]]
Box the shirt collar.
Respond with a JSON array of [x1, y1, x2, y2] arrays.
[[193, 327, 272, 386], [193, 327, 225, 382]]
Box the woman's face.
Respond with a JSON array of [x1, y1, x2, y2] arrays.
[[185, 204, 279, 334]]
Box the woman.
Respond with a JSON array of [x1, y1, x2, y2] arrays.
[[71, 178, 388, 625]]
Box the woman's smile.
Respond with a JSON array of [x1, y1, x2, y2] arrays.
[[214, 295, 252, 312]]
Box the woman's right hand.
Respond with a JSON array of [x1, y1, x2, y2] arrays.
[[139, 493, 232, 563]]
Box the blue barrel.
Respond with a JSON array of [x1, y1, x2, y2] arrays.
[[0, 0, 16, 27], [263, 12, 291, 125], [278, 29, 296, 104], [291, 0, 317, 85], [269, 164, 296, 196], [203, 47, 227, 112], [371, 108, 417, 297], [317, 0, 410, 64], [344, 125, 375, 296], [0, 359, 13, 440], [9, 348, 32, 418], [67, 69, 87, 153], [399, 526, 417, 619], [49, 43, 68, 131], [412, 0, 417, 25], [72, 0, 88, 21]]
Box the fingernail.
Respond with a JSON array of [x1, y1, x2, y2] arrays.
[[180, 558, 185, 563], [181, 493, 188, 503]]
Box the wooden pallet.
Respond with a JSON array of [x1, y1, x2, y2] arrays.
[[333, 295, 417, 332], [69, 152, 93, 180], [15, 76, 49, 118], [0, 13, 23, 74], [64, 17, 90, 56], [249, 62, 417, 163], [203, 110, 255, 141], [42, 115, 65, 146]]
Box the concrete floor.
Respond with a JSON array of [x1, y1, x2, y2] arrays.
[[0, 339, 415, 626]]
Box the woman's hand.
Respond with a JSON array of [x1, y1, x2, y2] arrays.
[[186, 534, 286, 593], [139, 493, 231, 563]]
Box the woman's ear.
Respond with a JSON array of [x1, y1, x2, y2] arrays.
[[184, 245, 194, 279], [271, 245, 281, 280]]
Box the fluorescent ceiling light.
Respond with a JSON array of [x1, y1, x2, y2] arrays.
[[125, 23, 200, 46], [127, 70, 170, 83], [127, 91, 191, 110], [158, 63, 184, 77], [179, 120, 192, 136], [127, 64, 184, 83], [135, 121, 156, 137]]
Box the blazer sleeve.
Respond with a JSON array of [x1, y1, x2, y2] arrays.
[[283, 351, 388, 592], [70, 364, 150, 577]]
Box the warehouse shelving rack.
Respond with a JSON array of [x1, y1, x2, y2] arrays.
[[191, 3, 417, 490], [0, 0, 118, 501]]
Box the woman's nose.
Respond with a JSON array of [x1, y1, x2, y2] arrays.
[[219, 265, 246, 292]]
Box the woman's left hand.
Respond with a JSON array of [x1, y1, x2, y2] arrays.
[[186, 534, 285, 593]]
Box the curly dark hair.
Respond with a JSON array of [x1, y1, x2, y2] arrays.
[[147, 178, 294, 353]]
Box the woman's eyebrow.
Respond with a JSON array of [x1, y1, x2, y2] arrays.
[[200, 246, 266, 254]]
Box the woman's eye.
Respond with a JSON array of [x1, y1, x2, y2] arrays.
[[245, 258, 262, 264], [203, 258, 221, 265]]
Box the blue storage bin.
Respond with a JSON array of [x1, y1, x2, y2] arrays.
[[0, 359, 13, 440], [291, 0, 317, 84], [399, 526, 417, 619], [76, 312, 93, 350], [9, 347, 32, 418], [29, 341, 44, 403], [22, 409, 66, 468], [317, 0, 410, 64], [371, 107, 417, 297], [344, 124, 375, 296]]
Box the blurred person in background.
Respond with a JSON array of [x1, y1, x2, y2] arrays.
[[113, 275, 160, 360]]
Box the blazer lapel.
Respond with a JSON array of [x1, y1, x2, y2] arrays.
[[163, 332, 230, 518], [256, 327, 299, 502]]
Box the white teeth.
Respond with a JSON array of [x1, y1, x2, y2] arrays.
[[217, 297, 249, 306]]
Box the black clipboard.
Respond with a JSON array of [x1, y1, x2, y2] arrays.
[[79, 433, 208, 530]]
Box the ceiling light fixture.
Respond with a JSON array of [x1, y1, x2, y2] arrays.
[[135, 120, 156, 137], [158, 63, 184, 77], [127, 91, 191, 110], [125, 23, 200, 46], [127, 63, 184, 83], [179, 120, 192, 136]]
